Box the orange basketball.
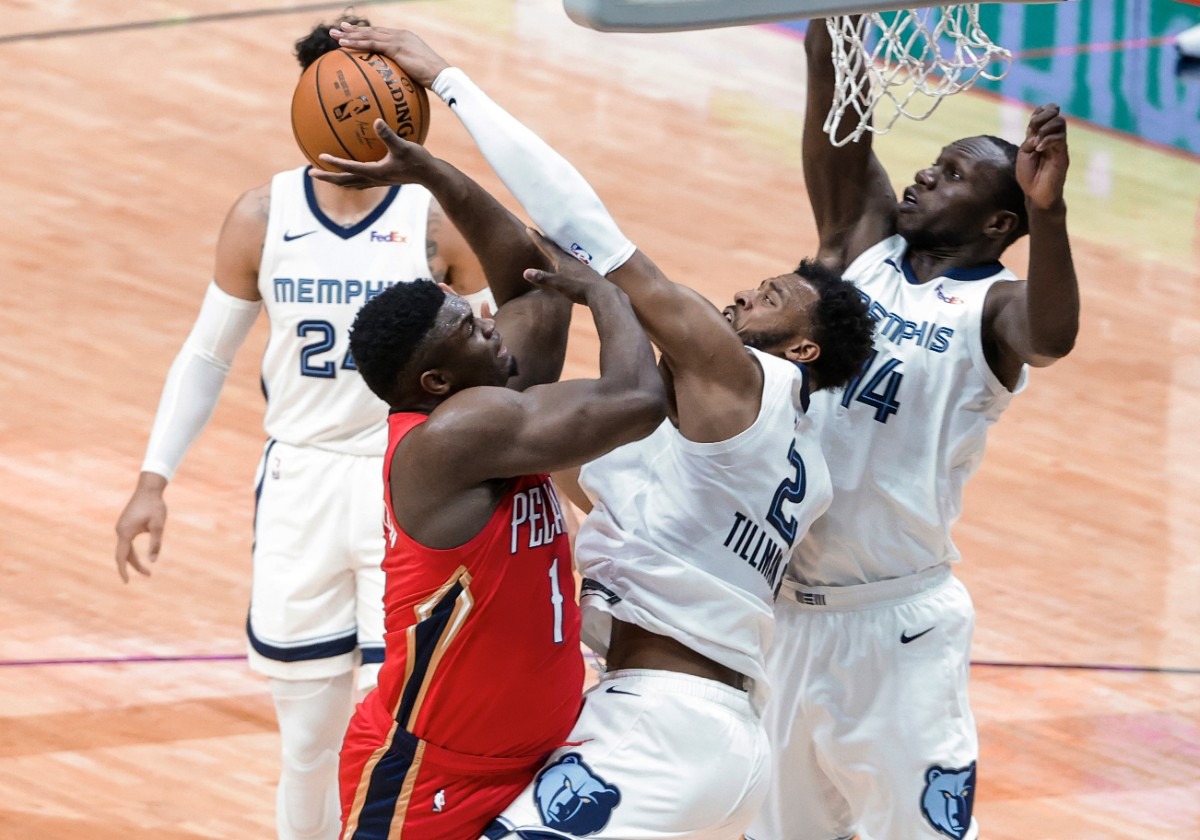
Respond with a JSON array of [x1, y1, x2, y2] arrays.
[[291, 49, 430, 171]]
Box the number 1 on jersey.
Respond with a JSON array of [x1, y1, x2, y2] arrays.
[[548, 556, 565, 644]]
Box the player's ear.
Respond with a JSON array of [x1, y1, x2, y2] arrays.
[[784, 338, 820, 365], [418, 367, 453, 397], [984, 209, 1018, 241]]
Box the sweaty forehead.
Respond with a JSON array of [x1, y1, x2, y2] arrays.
[[945, 137, 1006, 167], [777, 274, 818, 306], [433, 293, 471, 330]]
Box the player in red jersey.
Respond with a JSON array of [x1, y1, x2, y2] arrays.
[[322, 125, 666, 840]]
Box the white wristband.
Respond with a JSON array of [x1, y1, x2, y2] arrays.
[[141, 282, 261, 479], [431, 67, 636, 276]]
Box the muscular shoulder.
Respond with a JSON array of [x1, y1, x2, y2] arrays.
[[214, 181, 273, 300]]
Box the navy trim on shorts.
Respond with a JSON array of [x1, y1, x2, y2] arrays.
[[245, 614, 358, 662], [361, 646, 385, 665], [346, 726, 421, 840]]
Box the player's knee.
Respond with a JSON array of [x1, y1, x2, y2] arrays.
[[270, 674, 354, 762], [277, 747, 340, 839]]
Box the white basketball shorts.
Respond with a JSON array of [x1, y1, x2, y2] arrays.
[[746, 565, 978, 840], [483, 669, 770, 840], [246, 439, 386, 689]]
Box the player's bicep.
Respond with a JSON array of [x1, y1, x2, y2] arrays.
[[494, 289, 573, 392], [430, 382, 647, 484], [213, 186, 269, 301], [428, 199, 489, 296]]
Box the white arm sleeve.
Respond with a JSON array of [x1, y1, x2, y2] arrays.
[[141, 281, 262, 480], [431, 67, 636, 276]]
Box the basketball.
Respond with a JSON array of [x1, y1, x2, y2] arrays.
[[291, 49, 430, 171]]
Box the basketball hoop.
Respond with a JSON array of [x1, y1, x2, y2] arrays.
[[564, 0, 1030, 145], [823, 7, 1011, 146]]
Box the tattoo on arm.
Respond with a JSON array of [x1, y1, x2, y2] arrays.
[[426, 204, 443, 264]]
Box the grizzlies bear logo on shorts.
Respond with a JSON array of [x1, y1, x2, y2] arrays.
[[531, 753, 621, 836], [920, 762, 976, 839]]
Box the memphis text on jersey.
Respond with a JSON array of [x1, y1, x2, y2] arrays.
[[860, 289, 956, 353], [272, 277, 417, 305]]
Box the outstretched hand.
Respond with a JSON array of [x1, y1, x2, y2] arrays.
[[309, 119, 436, 189], [522, 228, 604, 305], [114, 482, 167, 583], [1016, 103, 1069, 212], [330, 23, 449, 88]]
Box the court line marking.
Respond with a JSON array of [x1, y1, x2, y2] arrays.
[[1, 653, 1196, 674], [0, 0, 410, 46]]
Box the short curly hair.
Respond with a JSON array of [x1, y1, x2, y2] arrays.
[[349, 280, 447, 405], [794, 259, 877, 392], [294, 11, 370, 70]]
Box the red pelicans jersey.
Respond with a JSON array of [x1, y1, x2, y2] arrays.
[[340, 411, 583, 840]]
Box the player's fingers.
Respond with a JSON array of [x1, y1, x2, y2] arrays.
[[115, 538, 132, 583], [373, 120, 417, 155], [523, 267, 556, 287], [147, 525, 163, 565], [311, 159, 373, 187], [1035, 131, 1067, 152]]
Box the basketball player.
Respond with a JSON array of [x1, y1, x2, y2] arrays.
[[334, 133, 665, 838], [111, 17, 496, 840], [316, 24, 876, 839], [744, 22, 1081, 840]]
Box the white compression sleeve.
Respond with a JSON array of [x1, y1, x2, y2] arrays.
[[431, 67, 636, 276], [141, 281, 262, 480]]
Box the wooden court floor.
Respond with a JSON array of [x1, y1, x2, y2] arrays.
[[1, 1, 1197, 837]]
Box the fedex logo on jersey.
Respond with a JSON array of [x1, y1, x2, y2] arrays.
[[369, 230, 408, 243], [273, 277, 418, 305], [511, 481, 567, 553], [859, 289, 956, 353]]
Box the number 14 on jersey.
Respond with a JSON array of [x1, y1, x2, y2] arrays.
[[840, 350, 903, 423]]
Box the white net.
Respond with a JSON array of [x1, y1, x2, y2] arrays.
[[824, 6, 1012, 146]]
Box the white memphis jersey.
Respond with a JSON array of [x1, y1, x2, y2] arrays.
[[576, 348, 830, 711], [789, 234, 1027, 587], [258, 167, 433, 455]]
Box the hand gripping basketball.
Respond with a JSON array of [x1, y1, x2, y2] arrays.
[[309, 120, 436, 190]]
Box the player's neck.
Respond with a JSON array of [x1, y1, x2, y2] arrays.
[[311, 178, 393, 228], [905, 242, 1004, 284]]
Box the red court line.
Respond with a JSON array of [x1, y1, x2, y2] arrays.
[[1, 653, 1194, 673]]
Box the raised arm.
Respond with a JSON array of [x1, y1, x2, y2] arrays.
[[394, 253, 667, 547], [328, 25, 763, 439], [803, 18, 896, 271], [983, 104, 1079, 384], [312, 122, 571, 391]]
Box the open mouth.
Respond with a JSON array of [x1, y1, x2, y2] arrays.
[[902, 187, 918, 205], [722, 307, 735, 325]]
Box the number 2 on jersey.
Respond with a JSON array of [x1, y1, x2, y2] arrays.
[[766, 440, 807, 546], [297, 320, 356, 377], [841, 349, 903, 422]]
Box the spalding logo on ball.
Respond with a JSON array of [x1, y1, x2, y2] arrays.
[[291, 49, 430, 171]]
